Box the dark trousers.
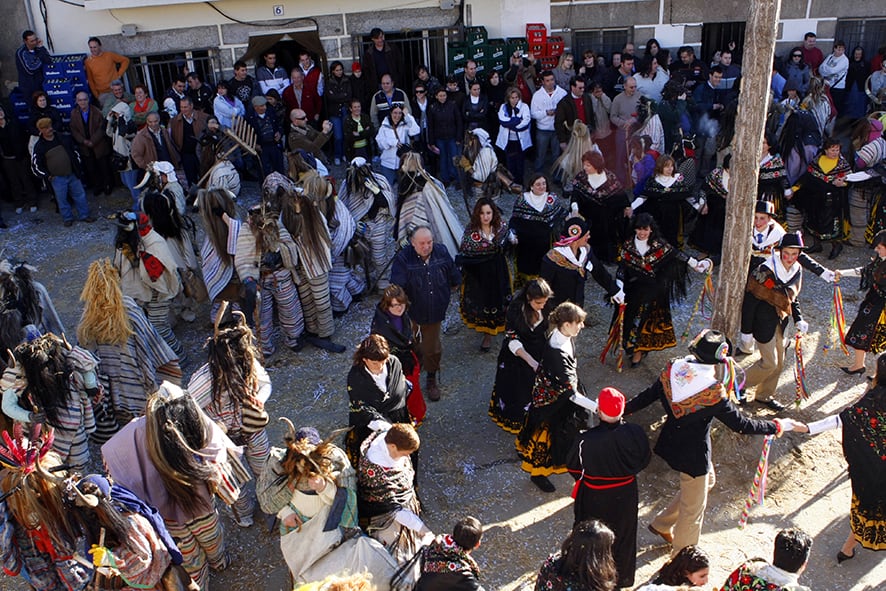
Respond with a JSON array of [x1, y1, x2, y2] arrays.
[[81, 150, 114, 194], [180, 152, 200, 187], [1, 157, 37, 207]]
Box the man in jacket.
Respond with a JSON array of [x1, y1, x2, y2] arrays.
[[531, 70, 567, 174], [427, 88, 462, 187], [282, 68, 321, 126], [130, 111, 180, 174], [362, 28, 404, 88], [623, 329, 805, 554], [32, 117, 94, 226], [169, 96, 208, 186], [70, 91, 113, 197], [391, 226, 461, 401], [692, 66, 727, 177], [248, 96, 284, 178], [554, 76, 595, 150], [287, 109, 333, 162], [255, 50, 290, 96], [370, 74, 411, 128], [15, 30, 52, 105]]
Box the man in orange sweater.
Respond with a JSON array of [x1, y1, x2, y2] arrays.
[[85, 36, 130, 101]]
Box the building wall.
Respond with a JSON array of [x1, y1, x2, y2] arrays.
[[550, 0, 883, 58]]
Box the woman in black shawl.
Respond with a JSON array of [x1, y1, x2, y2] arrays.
[[807, 353, 886, 560], [345, 334, 411, 464]]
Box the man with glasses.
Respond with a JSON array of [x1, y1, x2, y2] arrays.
[[410, 84, 432, 162], [287, 108, 333, 162]]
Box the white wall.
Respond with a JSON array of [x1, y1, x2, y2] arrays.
[[466, 0, 549, 39]]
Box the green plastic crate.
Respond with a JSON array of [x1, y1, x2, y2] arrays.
[[470, 44, 487, 62], [486, 57, 507, 73], [506, 37, 528, 59], [487, 38, 507, 61], [448, 41, 468, 75], [465, 26, 488, 47]]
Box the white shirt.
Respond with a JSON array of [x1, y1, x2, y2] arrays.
[[530, 86, 567, 130]]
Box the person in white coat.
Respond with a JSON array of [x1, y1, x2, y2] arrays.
[[375, 105, 419, 187], [820, 41, 849, 115], [496, 87, 532, 186]]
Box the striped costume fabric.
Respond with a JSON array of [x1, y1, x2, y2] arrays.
[[201, 218, 242, 302], [92, 296, 181, 422], [366, 214, 395, 289], [164, 511, 229, 588], [52, 346, 99, 470], [188, 361, 272, 519], [328, 199, 365, 312], [296, 273, 335, 338], [258, 268, 305, 357], [144, 291, 184, 358]]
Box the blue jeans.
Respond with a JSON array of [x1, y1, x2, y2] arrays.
[[435, 138, 458, 184], [329, 114, 345, 160], [534, 129, 560, 173], [380, 166, 398, 188], [120, 169, 140, 210], [50, 174, 90, 221]]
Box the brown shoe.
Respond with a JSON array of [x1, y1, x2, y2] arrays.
[[426, 374, 441, 401], [648, 523, 673, 544]]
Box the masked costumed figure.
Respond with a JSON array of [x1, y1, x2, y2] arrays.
[[270, 171, 346, 353], [113, 211, 184, 358], [397, 151, 464, 258], [2, 334, 99, 470], [102, 382, 248, 588], [339, 158, 397, 290], [0, 428, 93, 591], [135, 161, 186, 217], [77, 258, 180, 435], [321, 176, 366, 316], [262, 422, 397, 587], [188, 306, 271, 527], [554, 120, 599, 198], [457, 128, 521, 206], [234, 203, 305, 357], [0, 259, 65, 338], [140, 190, 204, 323], [65, 474, 198, 591], [198, 117, 241, 198], [196, 188, 243, 322]]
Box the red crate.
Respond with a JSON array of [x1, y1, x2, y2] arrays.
[[529, 43, 547, 57], [526, 23, 547, 45], [539, 57, 558, 71], [546, 36, 564, 57]]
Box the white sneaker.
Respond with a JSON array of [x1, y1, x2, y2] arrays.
[[334, 157, 342, 166], [15, 208, 22, 215], [29, 206, 37, 213]]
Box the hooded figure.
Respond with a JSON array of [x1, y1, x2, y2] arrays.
[[398, 151, 464, 258], [457, 127, 521, 205]]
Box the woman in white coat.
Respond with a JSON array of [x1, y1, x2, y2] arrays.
[[375, 105, 420, 187], [496, 87, 532, 187]]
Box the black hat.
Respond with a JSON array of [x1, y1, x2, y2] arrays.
[[755, 201, 776, 216], [688, 329, 732, 364], [556, 216, 590, 245], [778, 231, 806, 250]]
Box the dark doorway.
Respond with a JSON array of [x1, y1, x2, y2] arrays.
[[701, 21, 747, 65], [354, 29, 454, 89]]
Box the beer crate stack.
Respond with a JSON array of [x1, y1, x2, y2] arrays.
[[526, 23, 564, 71], [47, 55, 89, 125]]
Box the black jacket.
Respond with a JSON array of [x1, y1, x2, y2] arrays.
[[462, 94, 489, 130], [554, 92, 596, 144], [326, 74, 353, 116], [343, 113, 374, 160], [624, 362, 778, 477], [539, 246, 616, 310], [427, 99, 463, 145], [390, 243, 461, 325], [32, 132, 82, 179]]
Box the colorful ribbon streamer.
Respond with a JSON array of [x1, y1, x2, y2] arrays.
[[681, 272, 716, 342], [600, 304, 626, 372], [794, 334, 810, 406], [738, 434, 775, 529], [825, 284, 849, 355]]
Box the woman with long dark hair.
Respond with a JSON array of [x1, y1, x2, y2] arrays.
[[781, 46, 811, 97], [791, 136, 850, 258], [457, 197, 511, 351], [641, 545, 710, 588], [489, 278, 554, 433], [534, 520, 618, 591]]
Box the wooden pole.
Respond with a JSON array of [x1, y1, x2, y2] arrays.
[[710, 0, 782, 337]]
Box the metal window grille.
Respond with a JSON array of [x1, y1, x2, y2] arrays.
[[352, 29, 458, 88], [572, 28, 632, 64], [701, 22, 747, 65], [834, 19, 886, 61], [126, 49, 221, 100]]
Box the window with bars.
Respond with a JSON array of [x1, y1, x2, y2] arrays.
[[701, 22, 746, 66], [126, 49, 220, 100], [834, 19, 886, 61], [352, 29, 457, 86], [572, 29, 632, 66]]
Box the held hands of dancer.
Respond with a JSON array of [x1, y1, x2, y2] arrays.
[[774, 418, 809, 436], [796, 320, 809, 334], [611, 289, 625, 305]]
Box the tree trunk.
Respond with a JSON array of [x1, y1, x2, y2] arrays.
[[711, 0, 782, 338]]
